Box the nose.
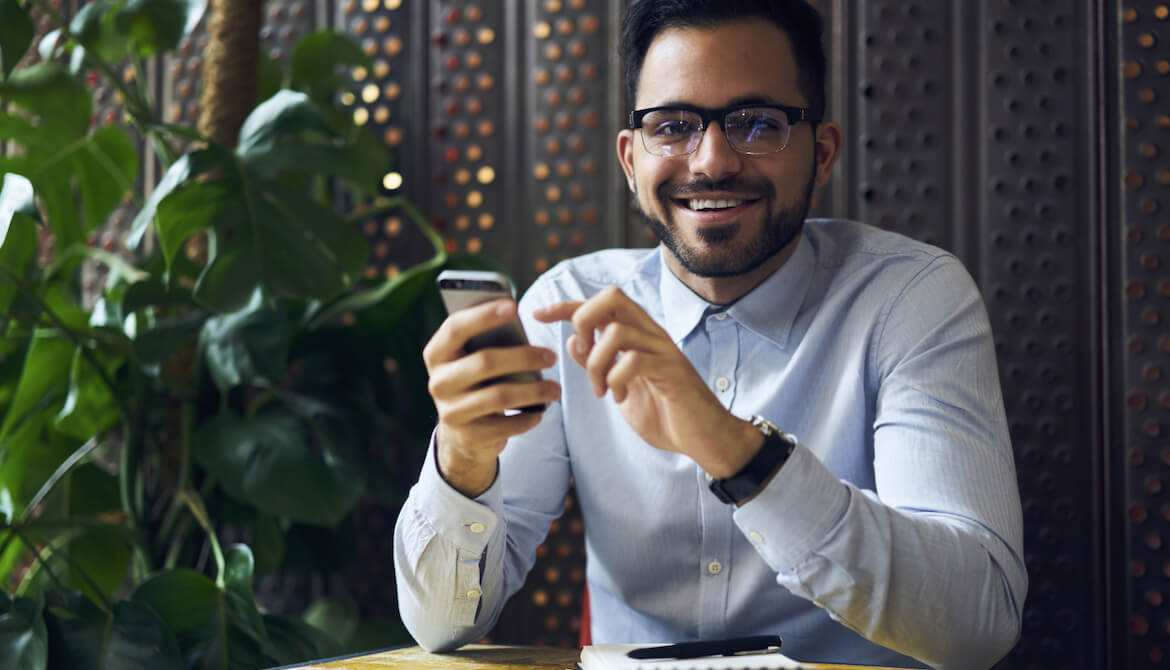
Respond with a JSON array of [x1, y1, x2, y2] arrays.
[[687, 122, 743, 181]]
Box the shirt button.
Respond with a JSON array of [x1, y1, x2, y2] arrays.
[[466, 587, 482, 599], [704, 472, 713, 482], [707, 560, 723, 575], [749, 531, 764, 544], [714, 312, 729, 321], [715, 377, 730, 392], [468, 522, 486, 534]]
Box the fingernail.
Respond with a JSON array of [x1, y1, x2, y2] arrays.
[[497, 302, 514, 317], [573, 338, 588, 355]]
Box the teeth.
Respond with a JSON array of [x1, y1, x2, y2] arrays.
[[688, 199, 745, 210]]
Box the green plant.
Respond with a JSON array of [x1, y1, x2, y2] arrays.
[[0, 0, 495, 667]]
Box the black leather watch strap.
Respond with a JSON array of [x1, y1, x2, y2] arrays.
[[708, 416, 795, 504]]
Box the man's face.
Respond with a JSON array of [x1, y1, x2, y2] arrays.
[[618, 21, 828, 279]]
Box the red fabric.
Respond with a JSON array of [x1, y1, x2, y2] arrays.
[[578, 586, 592, 647]]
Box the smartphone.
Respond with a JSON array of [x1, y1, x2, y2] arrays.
[[436, 270, 546, 413]]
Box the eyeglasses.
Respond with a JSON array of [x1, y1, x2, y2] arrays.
[[629, 103, 818, 157]]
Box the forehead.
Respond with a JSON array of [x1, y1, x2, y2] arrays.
[[635, 20, 805, 109]]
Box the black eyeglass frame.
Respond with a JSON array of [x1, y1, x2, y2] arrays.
[[628, 103, 820, 156]]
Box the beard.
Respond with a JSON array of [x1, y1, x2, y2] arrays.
[[638, 167, 816, 278]]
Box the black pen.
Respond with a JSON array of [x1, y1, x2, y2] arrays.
[[626, 635, 783, 660]]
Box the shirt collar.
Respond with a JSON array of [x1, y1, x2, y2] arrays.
[[657, 230, 815, 349]]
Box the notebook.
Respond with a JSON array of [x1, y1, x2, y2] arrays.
[[578, 643, 805, 670]]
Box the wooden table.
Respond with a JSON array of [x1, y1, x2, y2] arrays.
[[282, 644, 909, 669]]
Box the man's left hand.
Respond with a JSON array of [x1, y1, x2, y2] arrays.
[[533, 286, 761, 478]]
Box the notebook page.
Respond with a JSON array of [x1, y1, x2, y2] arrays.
[[579, 643, 805, 670]]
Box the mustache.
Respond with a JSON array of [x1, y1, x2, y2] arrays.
[[657, 176, 776, 200]]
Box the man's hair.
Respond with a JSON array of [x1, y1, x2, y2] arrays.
[[619, 0, 828, 120]]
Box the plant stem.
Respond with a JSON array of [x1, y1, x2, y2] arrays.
[[0, 267, 134, 424], [162, 515, 191, 570], [21, 517, 136, 540], [150, 133, 179, 169], [155, 401, 195, 551], [18, 528, 114, 612], [177, 489, 225, 588], [119, 418, 144, 533], [12, 529, 70, 597], [0, 268, 162, 541], [346, 196, 446, 258], [20, 438, 100, 523], [0, 532, 18, 577]]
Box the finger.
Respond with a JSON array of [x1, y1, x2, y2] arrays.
[[606, 351, 644, 404], [532, 301, 584, 323], [569, 286, 663, 352], [445, 411, 545, 447], [440, 379, 562, 425], [423, 299, 518, 368], [429, 346, 556, 398], [565, 334, 589, 370], [586, 321, 662, 396]]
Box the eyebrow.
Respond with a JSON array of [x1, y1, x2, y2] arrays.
[[652, 94, 789, 109]]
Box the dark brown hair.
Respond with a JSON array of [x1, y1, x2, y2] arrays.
[[620, 0, 828, 119]]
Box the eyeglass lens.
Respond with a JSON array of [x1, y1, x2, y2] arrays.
[[640, 107, 792, 156]]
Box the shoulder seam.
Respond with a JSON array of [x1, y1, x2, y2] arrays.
[[867, 253, 957, 383]]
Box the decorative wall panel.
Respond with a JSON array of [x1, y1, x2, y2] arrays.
[[519, 0, 619, 285], [1119, 2, 1170, 668], [852, 1, 953, 249], [832, 1, 1105, 668], [337, 0, 435, 277], [427, 1, 508, 265], [976, 2, 1101, 668]]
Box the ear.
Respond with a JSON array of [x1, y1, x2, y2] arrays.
[[812, 121, 843, 189], [616, 129, 637, 193]]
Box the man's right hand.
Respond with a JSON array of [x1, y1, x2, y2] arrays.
[[422, 298, 561, 497]]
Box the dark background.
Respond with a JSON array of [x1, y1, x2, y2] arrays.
[[28, 0, 1170, 668]]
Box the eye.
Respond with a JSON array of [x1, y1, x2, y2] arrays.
[[652, 119, 698, 137], [727, 112, 783, 133]]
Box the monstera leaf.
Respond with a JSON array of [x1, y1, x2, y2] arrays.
[[0, 64, 138, 261], [0, 0, 35, 78], [131, 545, 332, 669], [192, 406, 364, 526], [129, 91, 387, 313]]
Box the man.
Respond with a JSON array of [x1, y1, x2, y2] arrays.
[[394, 1, 1027, 668]]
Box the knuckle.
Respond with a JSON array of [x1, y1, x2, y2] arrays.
[[486, 385, 511, 408], [468, 351, 493, 377], [421, 338, 439, 367]]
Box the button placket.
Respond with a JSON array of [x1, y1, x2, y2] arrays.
[[707, 313, 739, 402]]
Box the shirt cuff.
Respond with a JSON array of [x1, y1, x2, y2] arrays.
[[414, 434, 504, 554], [732, 441, 850, 572]]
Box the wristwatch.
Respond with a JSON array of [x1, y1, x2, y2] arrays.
[[708, 415, 796, 504]]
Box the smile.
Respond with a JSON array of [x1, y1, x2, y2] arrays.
[[678, 198, 759, 212]]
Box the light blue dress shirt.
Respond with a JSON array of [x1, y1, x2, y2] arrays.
[[394, 220, 1027, 670]]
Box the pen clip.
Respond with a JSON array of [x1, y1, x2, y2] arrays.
[[626, 635, 782, 660]]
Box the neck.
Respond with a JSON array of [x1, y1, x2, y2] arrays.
[[663, 236, 801, 305]]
